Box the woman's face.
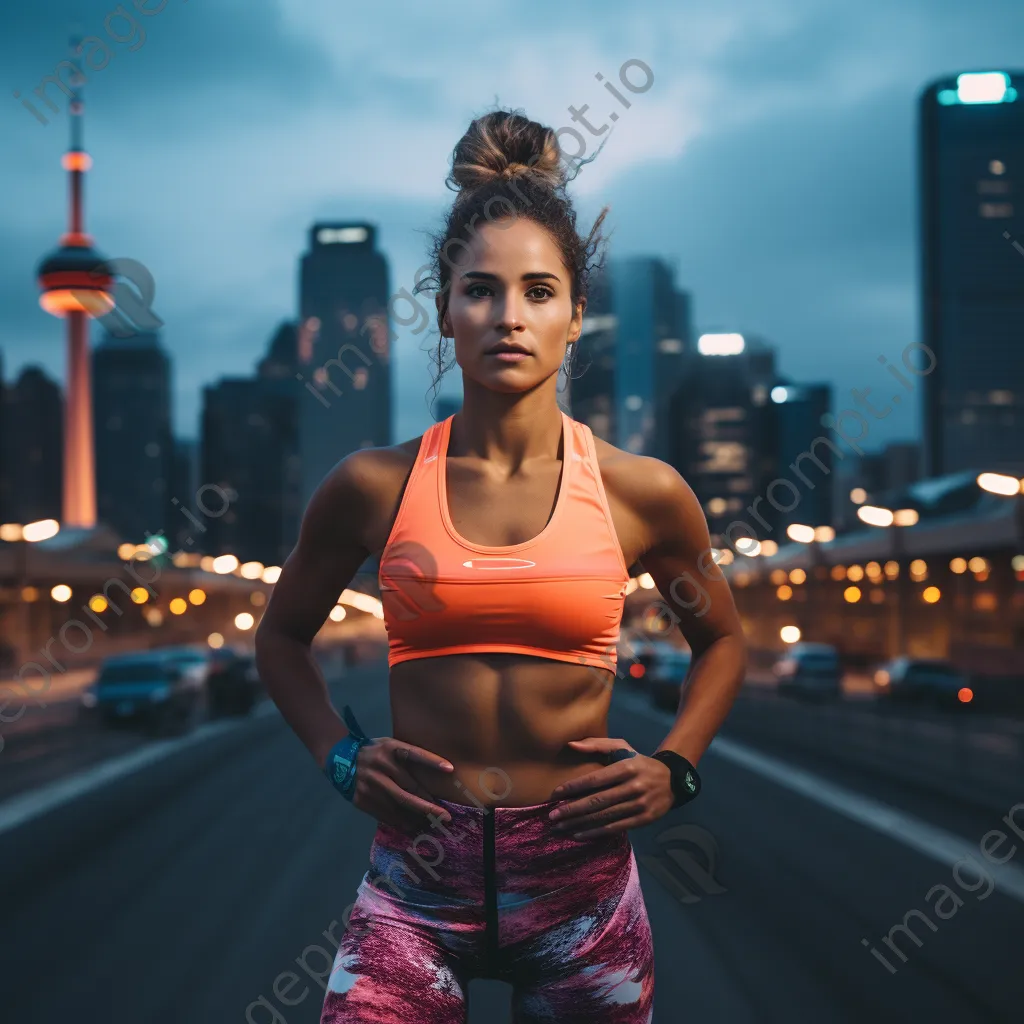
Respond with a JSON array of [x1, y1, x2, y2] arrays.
[[437, 216, 584, 393]]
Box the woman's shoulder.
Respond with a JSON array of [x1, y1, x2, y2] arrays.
[[305, 432, 431, 551], [588, 431, 699, 518], [323, 433, 427, 507]]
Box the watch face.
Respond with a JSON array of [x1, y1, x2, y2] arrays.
[[684, 771, 696, 793]]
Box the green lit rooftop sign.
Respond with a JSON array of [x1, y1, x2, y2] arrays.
[[938, 72, 1018, 105]]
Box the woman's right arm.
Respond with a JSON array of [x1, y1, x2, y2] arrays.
[[254, 451, 454, 827]]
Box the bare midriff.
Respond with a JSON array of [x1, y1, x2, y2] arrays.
[[389, 653, 615, 808]]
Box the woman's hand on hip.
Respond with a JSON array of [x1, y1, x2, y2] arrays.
[[351, 738, 455, 829], [547, 736, 674, 838]]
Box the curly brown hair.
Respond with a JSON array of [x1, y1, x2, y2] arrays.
[[415, 106, 613, 407]]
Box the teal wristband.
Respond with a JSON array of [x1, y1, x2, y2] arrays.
[[323, 706, 373, 800]]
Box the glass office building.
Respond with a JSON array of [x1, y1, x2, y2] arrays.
[[919, 70, 1024, 475], [297, 222, 392, 509]]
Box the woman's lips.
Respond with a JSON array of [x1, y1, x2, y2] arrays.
[[487, 350, 530, 362]]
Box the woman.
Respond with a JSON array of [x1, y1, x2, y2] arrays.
[[255, 108, 747, 1023]]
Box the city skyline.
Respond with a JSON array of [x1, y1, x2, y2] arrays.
[[3, 0, 1022, 448]]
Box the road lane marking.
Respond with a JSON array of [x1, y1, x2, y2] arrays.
[[616, 689, 1024, 904], [0, 700, 278, 838]]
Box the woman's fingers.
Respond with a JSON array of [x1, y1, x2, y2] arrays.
[[550, 762, 635, 800], [390, 763, 446, 808], [565, 736, 633, 756], [556, 796, 646, 832], [376, 775, 451, 823], [388, 741, 455, 772], [550, 772, 639, 821]]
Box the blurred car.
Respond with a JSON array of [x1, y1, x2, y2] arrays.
[[872, 657, 971, 709], [647, 647, 693, 711], [205, 647, 261, 716], [160, 645, 212, 684], [84, 649, 208, 734], [621, 639, 675, 689], [774, 643, 842, 701]]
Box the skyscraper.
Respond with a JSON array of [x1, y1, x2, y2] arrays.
[[200, 322, 303, 564], [920, 69, 1024, 475], [611, 257, 689, 458], [297, 223, 392, 510], [1, 366, 64, 524], [667, 334, 777, 544], [92, 330, 172, 544], [770, 383, 834, 531], [201, 376, 300, 566]]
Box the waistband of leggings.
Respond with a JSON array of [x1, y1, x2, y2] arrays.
[[437, 795, 562, 825]]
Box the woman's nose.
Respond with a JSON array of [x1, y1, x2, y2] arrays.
[[496, 296, 525, 331]]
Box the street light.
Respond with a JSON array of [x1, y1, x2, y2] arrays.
[[976, 472, 1023, 497], [786, 524, 816, 544], [857, 505, 895, 527], [1, 519, 62, 667], [854, 505, 919, 657], [782, 523, 835, 641]]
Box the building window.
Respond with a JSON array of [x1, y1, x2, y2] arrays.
[[979, 202, 1013, 218], [698, 441, 747, 473]]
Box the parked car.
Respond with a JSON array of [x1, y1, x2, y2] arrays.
[[621, 639, 675, 689], [774, 643, 842, 701], [872, 657, 971, 709], [85, 649, 208, 734], [160, 645, 212, 684], [647, 647, 693, 711], [206, 647, 261, 716], [617, 638, 651, 687]]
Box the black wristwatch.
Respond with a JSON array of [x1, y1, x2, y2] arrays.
[[651, 750, 701, 808]]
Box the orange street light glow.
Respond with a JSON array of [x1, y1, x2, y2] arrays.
[[857, 505, 894, 527], [786, 524, 815, 544], [976, 472, 1020, 496]]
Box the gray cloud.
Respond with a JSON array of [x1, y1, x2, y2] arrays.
[[1, 0, 1021, 450]]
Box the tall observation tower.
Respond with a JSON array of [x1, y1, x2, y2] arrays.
[[35, 38, 113, 529]]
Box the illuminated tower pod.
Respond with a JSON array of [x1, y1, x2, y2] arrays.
[[34, 40, 113, 529]]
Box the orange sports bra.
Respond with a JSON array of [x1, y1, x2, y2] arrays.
[[377, 411, 631, 672]]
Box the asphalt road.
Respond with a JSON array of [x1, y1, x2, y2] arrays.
[[1, 657, 1022, 1023]]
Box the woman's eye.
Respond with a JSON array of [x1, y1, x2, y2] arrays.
[[466, 285, 553, 299]]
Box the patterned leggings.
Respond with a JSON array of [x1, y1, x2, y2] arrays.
[[321, 796, 654, 1023]]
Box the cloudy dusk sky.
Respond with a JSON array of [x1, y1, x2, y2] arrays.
[[2, 0, 1022, 445]]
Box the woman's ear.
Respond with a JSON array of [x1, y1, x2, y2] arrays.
[[435, 294, 451, 338]]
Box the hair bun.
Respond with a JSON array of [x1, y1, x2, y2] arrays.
[[448, 108, 566, 193]]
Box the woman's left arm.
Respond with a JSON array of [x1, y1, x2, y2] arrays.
[[550, 460, 748, 838]]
